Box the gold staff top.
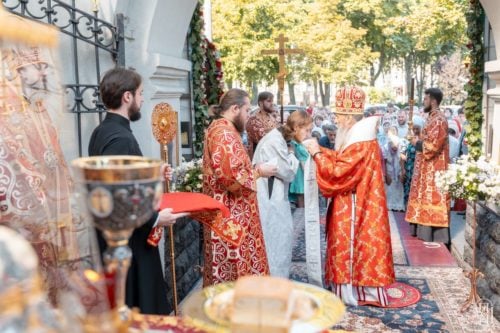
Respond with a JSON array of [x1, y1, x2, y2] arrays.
[[151, 103, 178, 145]]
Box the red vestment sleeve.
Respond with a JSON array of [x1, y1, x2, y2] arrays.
[[313, 143, 367, 197], [209, 126, 257, 195], [423, 116, 448, 160]]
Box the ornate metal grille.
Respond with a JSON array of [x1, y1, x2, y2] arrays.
[[3, 0, 125, 156]]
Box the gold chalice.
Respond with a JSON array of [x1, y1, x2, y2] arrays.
[[72, 156, 162, 322]]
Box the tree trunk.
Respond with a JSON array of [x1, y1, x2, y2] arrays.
[[251, 82, 258, 105], [370, 51, 385, 87], [313, 78, 319, 104], [418, 62, 426, 105], [430, 64, 435, 87], [319, 80, 326, 107], [324, 82, 331, 106], [404, 56, 413, 104], [227, 80, 233, 89], [288, 80, 296, 105]]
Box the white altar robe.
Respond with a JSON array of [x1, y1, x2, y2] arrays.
[[253, 129, 299, 278]]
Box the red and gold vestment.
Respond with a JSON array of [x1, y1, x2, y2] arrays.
[[202, 118, 269, 286], [406, 109, 450, 227], [313, 117, 395, 291]]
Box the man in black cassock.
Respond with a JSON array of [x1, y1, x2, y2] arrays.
[[89, 67, 185, 314]]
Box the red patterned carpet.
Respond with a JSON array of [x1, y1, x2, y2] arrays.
[[176, 209, 499, 332], [291, 209, 499, 332], [392, 211, 457, 267], [384, 282, 421, 309]]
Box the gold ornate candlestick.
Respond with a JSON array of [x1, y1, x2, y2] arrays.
[[151, 102, 179, 315], [72, 156, 162, 321]]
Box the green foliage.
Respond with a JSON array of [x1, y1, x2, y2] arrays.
[[212, 0, 376, 89], [383, 0, 466, 101], [295, 0, 376, 85], [205, 40, 225, 106], [188, 1, 225, 158], [366, 87, 394, 104], [189, 1, 207, 157], [212, 0, 303, 88], [463, 0, 484, 160], [337, 0, 401, 85]]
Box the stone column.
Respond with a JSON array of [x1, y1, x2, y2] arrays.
[[463, 0, 500, 320]]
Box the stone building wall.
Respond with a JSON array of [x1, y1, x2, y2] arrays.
[[464, 202, 500, 320]]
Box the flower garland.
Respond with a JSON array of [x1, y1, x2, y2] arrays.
[[463, 0, 485, 160], [189, 1, 208, 158], [188, 1, 224, 158], [205, 39, 224, 106]]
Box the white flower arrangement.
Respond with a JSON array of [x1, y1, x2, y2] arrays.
[[171, 158, 203, 192], [435, 155, 500, 204]]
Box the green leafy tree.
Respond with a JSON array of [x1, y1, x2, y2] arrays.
[[212, 0, 304, 102], [337, 0, 402, 86], [294, 0, 376, 105], [385, 0, 466, 103]]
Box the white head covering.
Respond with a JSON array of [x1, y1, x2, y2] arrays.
[[447, 119, 459, 134], [412, 115, 425, 128]]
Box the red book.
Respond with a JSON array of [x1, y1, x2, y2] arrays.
[[147, 192, 244, 247], [158, 192, 229, 216]]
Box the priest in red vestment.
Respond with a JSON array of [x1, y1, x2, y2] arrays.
[[245, 91, 278, 157], [202, 88, 277, 286], [406, 88, 451, 247], [304, 86, 395, 307]]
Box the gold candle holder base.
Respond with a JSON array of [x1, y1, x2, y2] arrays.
[[460, 201, 484, 313], [460, 268, 484, 313]]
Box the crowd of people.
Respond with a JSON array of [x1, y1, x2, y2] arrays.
[[89, 67, 465, 314]]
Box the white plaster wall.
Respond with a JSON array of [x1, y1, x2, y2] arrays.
[[113, 0, 197, 162], [480, 0, 500, 164], [53, 0, 197, 163]]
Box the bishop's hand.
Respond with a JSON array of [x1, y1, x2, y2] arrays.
[[303, 138, 321, 157]]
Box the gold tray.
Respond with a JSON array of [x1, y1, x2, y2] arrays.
[[181, 281, 345, 333]]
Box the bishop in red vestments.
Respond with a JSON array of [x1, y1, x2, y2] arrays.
[[305, 86, 395, 307], [202, 89, 277, 286]]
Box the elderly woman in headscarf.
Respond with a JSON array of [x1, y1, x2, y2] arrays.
[[401, 116, 425, 207]]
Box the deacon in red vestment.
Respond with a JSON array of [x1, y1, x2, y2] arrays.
[[406, 88, 451, 247], [245, 91, 278, 157], [202, 88, 277, 286], [304, 86, 395, 307]]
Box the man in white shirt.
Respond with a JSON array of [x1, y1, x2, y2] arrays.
[[447, 120, 460, 161]]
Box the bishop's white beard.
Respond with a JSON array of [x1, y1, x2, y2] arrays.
[[335, 126, 350, 151]]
